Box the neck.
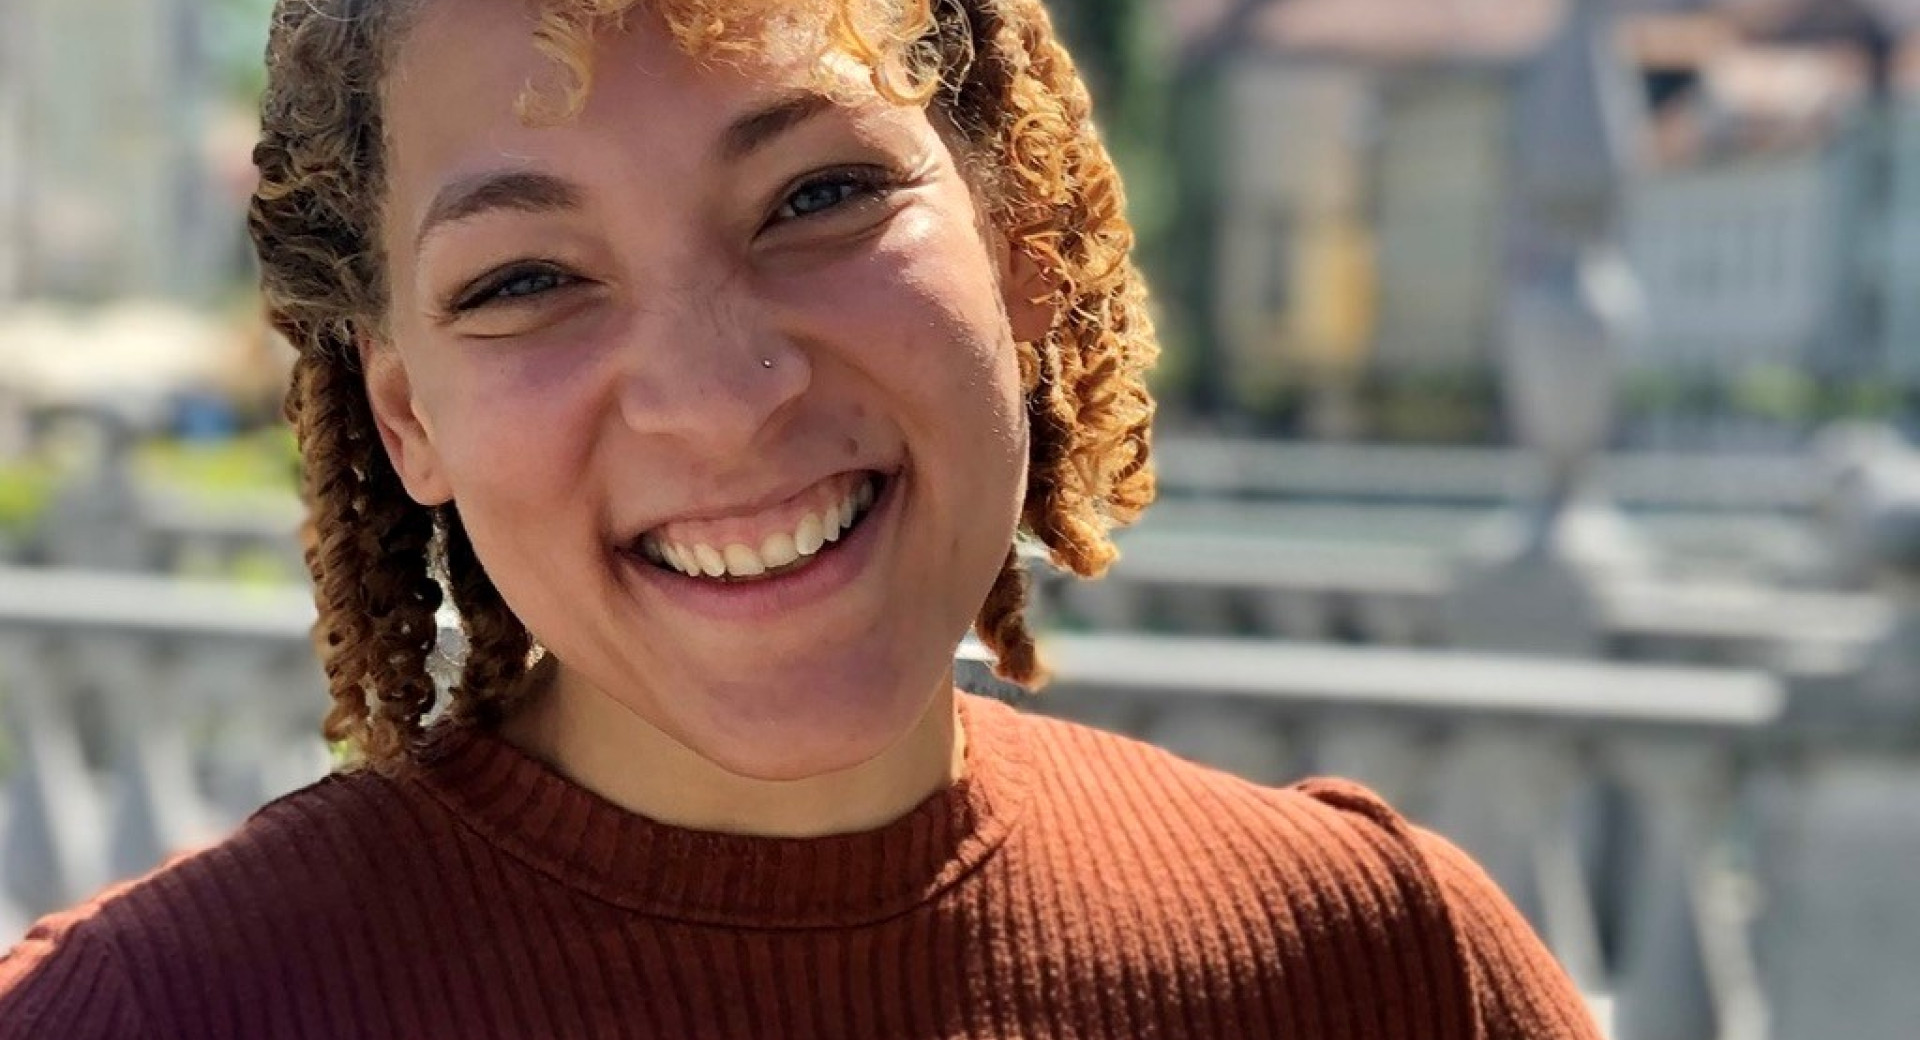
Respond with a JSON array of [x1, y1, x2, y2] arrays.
[[496, 663, 968, 839]]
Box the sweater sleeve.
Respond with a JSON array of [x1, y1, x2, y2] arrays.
[[1411, 826, 1604, 1040], [1294, 778, 1602, 1040], [0, 910, 145, 1040]]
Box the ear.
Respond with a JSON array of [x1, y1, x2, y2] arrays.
[[998, 236, 1057, 345], [358, 334, 454, 507]]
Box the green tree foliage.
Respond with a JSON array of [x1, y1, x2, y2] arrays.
[[1045, 0, 1169, 231], [1044, 0, 1179, 388], [205, 0, 276, 105]]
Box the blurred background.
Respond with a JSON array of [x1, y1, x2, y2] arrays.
[[3, 0, 1920, 1036]]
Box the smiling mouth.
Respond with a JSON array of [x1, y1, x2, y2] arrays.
[[629, 472, 887, 584]]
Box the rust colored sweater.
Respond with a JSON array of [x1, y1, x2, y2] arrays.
[[2, 695, 1599, 1039]]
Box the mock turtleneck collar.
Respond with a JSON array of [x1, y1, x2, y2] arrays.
[[408, 693, 1030, 929]]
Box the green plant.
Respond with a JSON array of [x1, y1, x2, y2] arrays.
[[1730, 365, 1818, 423], [0, 461, 57, 538], [135, 429, 300, 504]]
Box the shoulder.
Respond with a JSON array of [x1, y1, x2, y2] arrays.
[[87, 767, 426, 933], [1004, 699, 1437, 873], [1402, 822, 1608, 1040], [1008, 705, 1438, 902], [1000, 702, 1602, 1039], [0, 769, 427, 1037], [0, 899, 141, 1039]]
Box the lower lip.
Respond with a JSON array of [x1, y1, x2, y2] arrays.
[[615, 473, 901, 624]]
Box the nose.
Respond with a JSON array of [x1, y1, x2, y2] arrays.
[[614, 278, 812, 455]]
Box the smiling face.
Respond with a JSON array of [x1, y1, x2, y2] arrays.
[[364, 0, 1046, 779]]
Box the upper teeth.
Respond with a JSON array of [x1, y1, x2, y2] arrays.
[[641, 476, 877, 580]]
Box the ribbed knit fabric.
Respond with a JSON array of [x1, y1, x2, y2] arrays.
[[1, 694, 1600, 1039]]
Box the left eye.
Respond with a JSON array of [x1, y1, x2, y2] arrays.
[[495, 269, 568, 300], [450, 262, 578, 314], [774, 171, 880, 222]]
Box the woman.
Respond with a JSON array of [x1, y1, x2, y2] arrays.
[[1, 0, 1601, 1036]]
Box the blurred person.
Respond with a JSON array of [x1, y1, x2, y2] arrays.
[[0, 0, 1598, 1036]]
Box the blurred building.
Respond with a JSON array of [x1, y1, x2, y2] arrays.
[[1, 0, 225, 303], [1160, 0, 1920, 444], [0, 0, 24, 300], [1625, 28, 1866, 382], [1624, 3, 1899, 383], [1605, 0, 1920, 451], [1167, 0, 1644, 435]]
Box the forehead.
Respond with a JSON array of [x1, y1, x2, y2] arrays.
[[381, 0, 894, 226], [386, 0, 874, 145]]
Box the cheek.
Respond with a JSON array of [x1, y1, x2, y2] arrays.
[[422, 347, 606, 520], [845, 231, 1027, 556], [784, 212, 1027, 442]]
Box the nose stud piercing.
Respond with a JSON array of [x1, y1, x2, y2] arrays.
[[760, 358, 774, 370]]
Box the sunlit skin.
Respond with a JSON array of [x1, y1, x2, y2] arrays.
[[362, 0, 1052, 837]]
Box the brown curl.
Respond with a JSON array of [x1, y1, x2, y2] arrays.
[[286, 350, 442, 770]]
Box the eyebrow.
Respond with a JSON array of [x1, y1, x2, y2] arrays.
[[718, 90, 837, 163], [415, 170, 585, 252], [412, 91, 836, 252]]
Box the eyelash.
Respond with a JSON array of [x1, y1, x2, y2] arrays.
[[452, 261, 573, 313], [770, 165, 896, 224], [448, 166, 899, 315]]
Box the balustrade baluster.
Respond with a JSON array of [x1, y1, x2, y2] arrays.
[[0, 632, 108, 917]]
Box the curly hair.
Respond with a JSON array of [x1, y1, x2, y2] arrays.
[[251, 0, 1157, 770]]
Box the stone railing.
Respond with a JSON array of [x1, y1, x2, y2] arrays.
[[1044, 532, 1891, 665], [0, 567, 327, 937], [1152, 436, 1818, 513]]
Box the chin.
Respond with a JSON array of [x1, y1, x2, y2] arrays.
[[674, 649, 952, 782]]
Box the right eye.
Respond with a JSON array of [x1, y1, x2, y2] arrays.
[[452, 262, 578, 313]]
